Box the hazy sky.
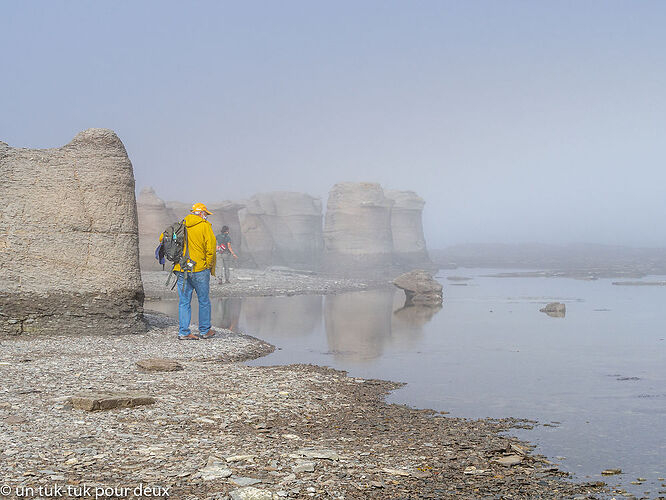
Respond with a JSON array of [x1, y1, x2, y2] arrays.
[[2, 1, 666, 249]]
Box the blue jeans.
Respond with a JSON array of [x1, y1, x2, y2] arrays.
[[176, 270, 211, 337]]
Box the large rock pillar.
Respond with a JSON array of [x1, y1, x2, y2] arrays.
[[323, 182, 394, 273], [239, 192, 323, 269], [136, 187, 176, 270], [0, 129, 145, 336], [385, 190, 431, 267]]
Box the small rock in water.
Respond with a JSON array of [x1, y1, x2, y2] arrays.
[[602, 468, 622, 475], [539, 302, 566, 317]]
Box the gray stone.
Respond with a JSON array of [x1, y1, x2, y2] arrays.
[[70, 391, 155, 411], [296, 448, 342, 461], [201, 464, 233, 481], [393, 269, 443, 307], [540, 302, 566, 317], [230, 477, 262, 487], [229, 487, 275, 500], [493, 455, 523, 467], [292, 461, 316, 473], [135, 358, 184, 372], [0, 129, 145, 337]]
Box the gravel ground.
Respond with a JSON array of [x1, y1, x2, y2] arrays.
[[0, 311, 609, 500]]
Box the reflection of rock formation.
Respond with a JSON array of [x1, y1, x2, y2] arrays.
[[241, 295, 322, 338], [385, 190, 430, 267], [391, 303, 441, 348], [323, 183, 394, 272], [239, 192, 323, 269], [136, 187, 176, 270], [0, 129, 145, 336], [324, 290, 394, 362]]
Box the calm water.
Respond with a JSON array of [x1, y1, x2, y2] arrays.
[[148, 269, 666, 497]]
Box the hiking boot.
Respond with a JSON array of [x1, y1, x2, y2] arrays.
[[178, 333, 200, 340], [201, 329, 217, 339]]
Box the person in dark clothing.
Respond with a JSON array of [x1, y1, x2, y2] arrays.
[[216, 225, 238, 284]]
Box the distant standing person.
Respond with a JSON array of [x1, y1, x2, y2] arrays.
[[217, 225, 238, 284], [163, 203, 218, 340]]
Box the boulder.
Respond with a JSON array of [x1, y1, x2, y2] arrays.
[[385, 190, 431, 267], [323, 182, 394, 272], [540, 302, 566, 317], [136, 187, 177, 270], [135, 358, 184, 372], [0, 129, 145, 337], [70, 391, 155, 411], [239, 192, 323, 269], [393, 270, 443, 307]]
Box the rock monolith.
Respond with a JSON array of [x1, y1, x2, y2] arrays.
[[0, 129, 145, 336], [239, 192, 323, 269], [323, 182, 394, 273], [136, 187, 177, 270], [385, 190, 431, 267]]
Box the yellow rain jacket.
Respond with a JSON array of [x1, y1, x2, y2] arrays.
[[165, 214, 217, 275]]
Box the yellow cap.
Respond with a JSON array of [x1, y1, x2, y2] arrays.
[[191, 202, 212, 215]]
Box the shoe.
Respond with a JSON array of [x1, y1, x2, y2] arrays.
[[178, 333, 200, 340], [201, 329, 216, 339]]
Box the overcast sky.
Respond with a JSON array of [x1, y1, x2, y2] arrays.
[[2, 1, 666, 249]]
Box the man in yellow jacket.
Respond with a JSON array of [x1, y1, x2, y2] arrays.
[[173, 203, 217, 340]]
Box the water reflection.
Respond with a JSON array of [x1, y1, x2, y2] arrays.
[[241, 295, 322, 338], [324, 290, 395, 362], [211, 297, 242, 331], [148, 288, 440, 363]]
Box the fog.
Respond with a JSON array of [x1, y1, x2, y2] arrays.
[[3, 1, 666, 249]]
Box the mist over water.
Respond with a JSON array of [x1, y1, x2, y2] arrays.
[[3, 2, 666, 249]]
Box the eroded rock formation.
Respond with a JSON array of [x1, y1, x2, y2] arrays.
[[323, 182, 394, 272], [136, 187, 176, 270], [385, 190, 431, 267], [239, 192, 323, 269], [0, 129, 145, 336], [393, 269, 443, 307]]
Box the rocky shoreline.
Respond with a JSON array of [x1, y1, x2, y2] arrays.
[[0, 275, 610, 499], [142, 269, 392, 301]]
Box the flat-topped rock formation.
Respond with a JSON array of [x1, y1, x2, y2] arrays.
[[240, 192, 323, 269], [0, 129, 145, 336], [136, 187, 177, 270], [138, 182, 432, 275], [323, 182, 394, 272], [385, 189, 431, 267]]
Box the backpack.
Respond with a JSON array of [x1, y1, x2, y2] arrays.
[[159, 219, 198, 290], [161, 220, 187, 264]]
